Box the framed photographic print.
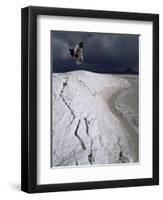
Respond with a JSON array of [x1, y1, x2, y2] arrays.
[[21, 6, 159, 193]]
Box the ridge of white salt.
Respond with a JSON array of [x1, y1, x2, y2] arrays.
[[52, 70, 138, 167]]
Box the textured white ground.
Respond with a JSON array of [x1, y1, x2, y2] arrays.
[[51, 70, 139, 167]]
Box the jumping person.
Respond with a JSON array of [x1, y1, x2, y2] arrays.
[[69, 42, 84, 65]]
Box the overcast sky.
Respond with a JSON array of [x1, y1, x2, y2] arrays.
[[51, 31, 139, 74]]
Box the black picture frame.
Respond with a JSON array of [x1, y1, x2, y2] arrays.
[[21, 6, 159, 193]]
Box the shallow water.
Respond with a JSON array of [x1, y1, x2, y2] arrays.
[[110, 74, 139, 161]]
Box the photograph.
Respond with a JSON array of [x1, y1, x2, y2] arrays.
[[51, 30, 139, 167], [21, 6, 159, 193]]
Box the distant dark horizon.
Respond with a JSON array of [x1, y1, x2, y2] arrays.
[[51, 30, 139, 74]]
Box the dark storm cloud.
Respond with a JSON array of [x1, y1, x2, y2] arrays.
[[51, 31, 139, 73]]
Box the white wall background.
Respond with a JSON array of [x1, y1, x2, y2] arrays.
[[0, 0, 162, 199]]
